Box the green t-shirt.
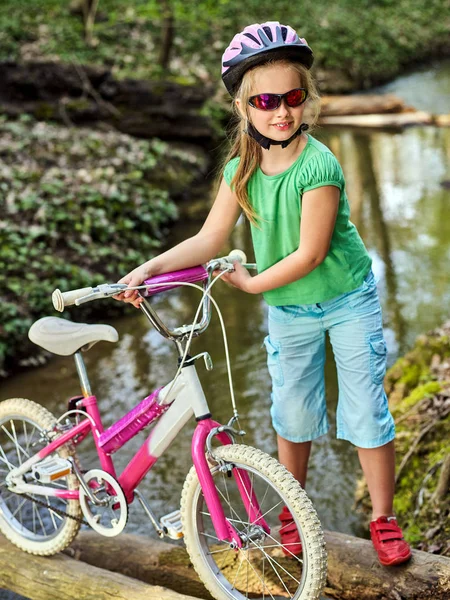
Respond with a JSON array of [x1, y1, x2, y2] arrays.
[[223, 135, 372, 305]]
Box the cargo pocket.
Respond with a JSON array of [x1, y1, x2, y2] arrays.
[[369, 335, 387, 385], [263, 335, 284, 388]]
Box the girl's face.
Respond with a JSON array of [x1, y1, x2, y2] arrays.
[[238, 64, 307, 144]]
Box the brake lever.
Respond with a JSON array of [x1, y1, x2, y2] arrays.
[[74, 283, 128, 306]]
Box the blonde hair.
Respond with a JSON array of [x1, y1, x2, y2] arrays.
[[221, 60, 320, 225]]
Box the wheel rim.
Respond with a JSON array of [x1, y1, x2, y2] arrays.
[[192, 461, 309, 600], [0, 415, 72, 542]]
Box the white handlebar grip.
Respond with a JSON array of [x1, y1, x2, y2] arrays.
[[227, 249, 247, 265], [52, 287, 93, 312]]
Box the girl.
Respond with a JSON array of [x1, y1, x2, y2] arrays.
[[116, 21, 411, 566]]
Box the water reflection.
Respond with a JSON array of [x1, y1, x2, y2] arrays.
[[0, 125, 449, 545]]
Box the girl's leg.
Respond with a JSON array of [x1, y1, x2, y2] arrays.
[[324, 273, 411, 565], [277, 435, 311, 488], [357, 440, 395, 519]]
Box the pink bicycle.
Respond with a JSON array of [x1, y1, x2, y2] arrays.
[[0, 252, 326, 600]]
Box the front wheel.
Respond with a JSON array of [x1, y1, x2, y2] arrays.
[[181, 444, 326, 600]]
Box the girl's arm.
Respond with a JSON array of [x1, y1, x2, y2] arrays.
[[223, 186, 340, 294], [117, 178, 241, 306]]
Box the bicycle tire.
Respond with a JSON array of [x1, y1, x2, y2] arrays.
[[181, 444, 326, 600], [0, 398, 81, 555]]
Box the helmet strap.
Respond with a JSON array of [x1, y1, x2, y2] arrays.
[[245, 121, 309, 150]]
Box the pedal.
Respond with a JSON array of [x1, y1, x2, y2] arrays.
[[32, 456, 72, 483], [160, 510, 184, 539]]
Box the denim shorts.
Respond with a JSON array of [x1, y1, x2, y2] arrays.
[[264, 270, 395, 448]]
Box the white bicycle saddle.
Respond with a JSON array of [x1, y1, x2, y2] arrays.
[[28, 317, 119, 356]]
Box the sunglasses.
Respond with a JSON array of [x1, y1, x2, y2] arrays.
[[248, 88, 308, 111]]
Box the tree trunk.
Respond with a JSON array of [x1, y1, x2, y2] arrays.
[[157, 0, 175, 71], [324, 531, 450, 600], [66, 530, 450, 600], [82, 0, 99, 47], [0, 536, 200, 600], [1, 530, 450, 600]]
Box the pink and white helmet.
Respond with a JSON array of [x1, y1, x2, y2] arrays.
[[222, 21, 313, 96]]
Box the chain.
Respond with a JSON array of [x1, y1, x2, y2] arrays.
[[21, 492, 89, 526]]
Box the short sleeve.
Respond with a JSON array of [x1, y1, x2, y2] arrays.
[[301, 152, 344, 193], [223, 157, 240, 187]]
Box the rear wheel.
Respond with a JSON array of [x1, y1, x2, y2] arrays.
[[0, 398, 81, 555], [181, 444, 326, 600]]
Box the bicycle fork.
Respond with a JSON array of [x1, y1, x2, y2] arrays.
[[191, 419, 270, 549]]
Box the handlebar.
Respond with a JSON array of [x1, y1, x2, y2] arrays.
[[51, 250, 256, 342]]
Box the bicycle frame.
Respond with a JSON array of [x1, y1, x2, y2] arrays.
[[7, 362, 269, 546]]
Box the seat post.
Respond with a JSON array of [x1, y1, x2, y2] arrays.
[[74, 352, 92, 397]]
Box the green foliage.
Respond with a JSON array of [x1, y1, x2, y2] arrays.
[[0, 114, 206, 374], [386, 333, 450, 401], [394, 381, 442, 415], [383, 326, 450, 551], [1, 0, 448, 89]]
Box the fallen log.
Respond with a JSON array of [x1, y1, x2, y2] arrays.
[[1, 529, 449, 600], [318, 111, 439, 128], [320, 94, 408, 116], [64, 530, 450, 600], [324, 531, 450, 600], [0, 536, 202, 600]]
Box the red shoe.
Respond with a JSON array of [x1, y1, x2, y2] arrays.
[[279, 506, 302, 556], [370, 516, 412, 566]]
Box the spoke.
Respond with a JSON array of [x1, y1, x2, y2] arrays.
[[35, 502, 47, 535], [207, 546, 235, 556], [49, 508, 64, 522], [230, 548, 246, 590], [0, 489, 16, 500], [246, 542, 250, 600], [3, 422, 30, 462], [256, 481, 271, 517], [216, 485, 249, 531], [10, 497, 27, 519], [23, 421, 30, 456], [258, 528, 303, 564], [256, 542, 301, 551], [25, 425, 38, 455], [222, 470, 234, 526], [46, 503, 58, 530], [200, 498, 236, 570], [0, 444, 15, 470], [254, 546, 294, 598], [235, 468, 263, 525], [32, 501, 37, 534], [10, 421, 24, 466], [257, 498, 284, 523], [218, 546, 235, 571], [235, 547, 277, 600], [251, 540, 302, 585], [199, 530, 222, 542]]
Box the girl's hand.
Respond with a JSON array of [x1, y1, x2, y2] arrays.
[[219, 261, 255, 293], [113, 263, 152, 308]]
